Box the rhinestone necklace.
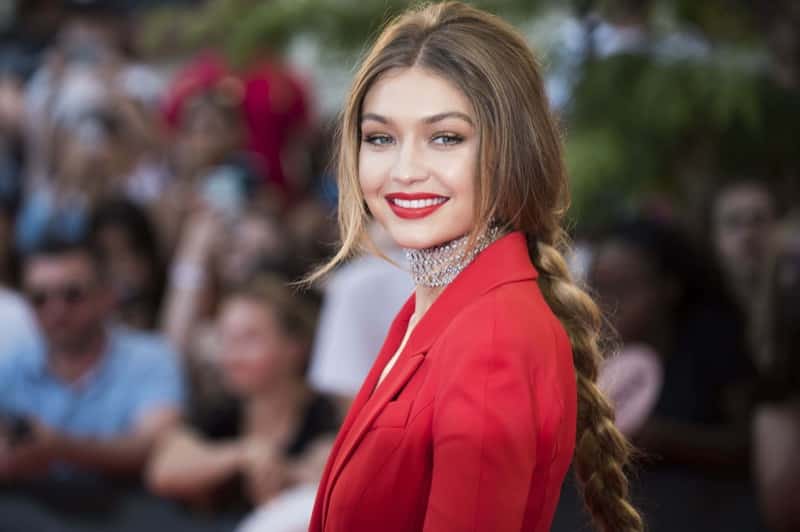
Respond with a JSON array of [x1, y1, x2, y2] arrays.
[[404, 225, 504, 287]]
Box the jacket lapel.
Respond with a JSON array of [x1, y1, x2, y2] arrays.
[[327, 350, 426, 488], [319, 294, 417, 528]]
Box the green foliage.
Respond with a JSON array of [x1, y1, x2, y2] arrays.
[[141, 0, 544, 66], [565, 48, 800, 229], [139, 0, 799, 231], [671, 0, 758, 42]]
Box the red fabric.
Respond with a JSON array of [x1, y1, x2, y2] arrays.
[[309, 231, 578, 532], [241, 60, 311, 197], [161, 53, 311, 200], [161, 51, 230, 129]]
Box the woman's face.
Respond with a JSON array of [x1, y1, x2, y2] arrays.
[[217, 297, 300, 397], [359, 67, 479, 249], [590, 240, 672, 344]]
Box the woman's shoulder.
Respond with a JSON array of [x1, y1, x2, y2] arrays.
[[436, 280, 567, 364], [449, 278, 556, 329]]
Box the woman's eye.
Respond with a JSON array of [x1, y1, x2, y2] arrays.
[[432, 133, 463, 145], [363, 134, 394, 146]]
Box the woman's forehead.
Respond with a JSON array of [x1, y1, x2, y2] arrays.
[[361, 66, 474, 121]]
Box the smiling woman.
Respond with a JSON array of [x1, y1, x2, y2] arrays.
[[358, 68, 478, 249], [305, 2, 644, 532]]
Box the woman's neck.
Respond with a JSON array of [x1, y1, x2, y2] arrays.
[[413, 284, 447, 323], [404, 225, 505, 329]]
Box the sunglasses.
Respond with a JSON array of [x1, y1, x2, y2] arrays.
[[26, 283, 93, 309]]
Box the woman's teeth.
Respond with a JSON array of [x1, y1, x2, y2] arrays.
[[391, 197, 447, 208]]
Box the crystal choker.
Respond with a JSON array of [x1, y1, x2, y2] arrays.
[[404, 225, 504, 287]]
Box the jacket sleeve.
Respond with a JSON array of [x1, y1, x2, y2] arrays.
[[423, 297, 539, 531]]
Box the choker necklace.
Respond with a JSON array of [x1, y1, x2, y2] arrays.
[[404, 225, 504, 287]]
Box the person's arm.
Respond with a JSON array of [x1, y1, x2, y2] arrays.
[[54, 408, 178, 475], [146, 427, 243, 502], [634, 376, 753, 469], [236, 436, 335, 506], [284, 435, 336, 486], [422, 312, 538, 531], [634, 415, 750, 468], [160, 210, 221, 353], [0, 407, 179, 480]]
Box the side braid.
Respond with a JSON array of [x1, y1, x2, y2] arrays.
[[531, 236, 644, 532]]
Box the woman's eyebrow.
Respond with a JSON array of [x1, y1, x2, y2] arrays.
[[422, 111, 474, 126], [360, 111, 474, 126], [361, 113, 388, 124]]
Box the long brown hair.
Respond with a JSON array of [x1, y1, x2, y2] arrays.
[[309, 2, 643, 530]]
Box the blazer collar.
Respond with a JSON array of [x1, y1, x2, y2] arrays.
[[350, 230, 538, 413], [401, 230, 538, 355], [354, 230, 537, 409], [319, 231, 537, 527]]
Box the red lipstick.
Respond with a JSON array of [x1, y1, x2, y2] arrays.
[[385, 193, 449, 220]]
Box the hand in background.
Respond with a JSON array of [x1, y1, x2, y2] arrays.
[[242, 439, 290, 506], [0, 419, 58, 481]]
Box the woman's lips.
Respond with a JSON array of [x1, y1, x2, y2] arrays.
[[385, 194, 449, 220]]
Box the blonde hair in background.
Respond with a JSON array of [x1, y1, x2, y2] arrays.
[[308, 2, 644, 530]]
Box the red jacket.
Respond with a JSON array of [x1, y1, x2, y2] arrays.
[[309, 231, 578, 532]]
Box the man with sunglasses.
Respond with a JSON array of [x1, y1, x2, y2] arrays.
[[0, 236, 183, 481]]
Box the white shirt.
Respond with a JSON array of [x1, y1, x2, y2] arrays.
[[308, 247, 414, 397], [0, 288, 41, 360]]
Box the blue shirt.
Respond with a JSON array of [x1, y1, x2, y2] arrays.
[[0, 327, 184, 439]]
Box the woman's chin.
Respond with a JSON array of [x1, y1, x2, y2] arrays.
[[393, 236, 446, 250], [387, 228, 463, 250]]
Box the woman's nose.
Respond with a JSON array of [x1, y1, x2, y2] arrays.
[[389, 140, 428, 185]]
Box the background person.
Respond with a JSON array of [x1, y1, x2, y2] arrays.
[[148, 275, 338, 518], [0, 235, 183, 481]]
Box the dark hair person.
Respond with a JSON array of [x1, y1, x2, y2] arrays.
[[306, 2, 643, 531]]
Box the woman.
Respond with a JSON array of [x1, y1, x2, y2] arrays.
[[306, 3, 642, 531], [147, 275, 339, 514]]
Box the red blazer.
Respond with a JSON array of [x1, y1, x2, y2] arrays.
[[309, 231, 578, 532]]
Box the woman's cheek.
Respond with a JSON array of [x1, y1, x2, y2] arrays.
[[359, 155, 387, 216]]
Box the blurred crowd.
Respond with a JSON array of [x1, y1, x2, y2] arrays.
[[0, 3, 797, 532]]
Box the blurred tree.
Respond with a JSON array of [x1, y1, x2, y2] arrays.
[[566, 52, 799, 232], [140, 0, 799, 232], [565, 0, 799, 231], [140, 0, 543, 66]]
